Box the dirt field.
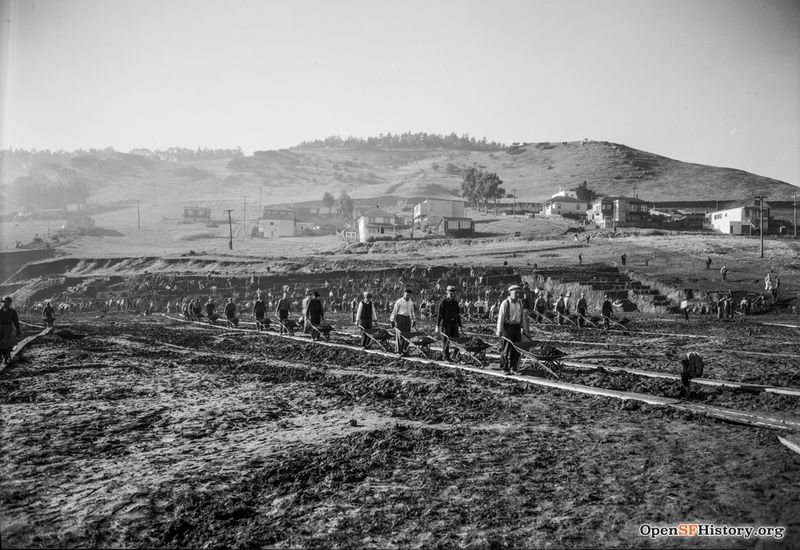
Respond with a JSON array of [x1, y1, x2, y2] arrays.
[[2, 307, 799, 548], [2, 229, 799, 548]]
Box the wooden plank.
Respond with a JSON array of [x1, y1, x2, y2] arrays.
[[0, 326, 53, 374], [778, 435, 800, 456]]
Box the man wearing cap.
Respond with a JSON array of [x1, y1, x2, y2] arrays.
[[601, 295, 614, 330], [390, 288, 416, 356], [437, 285, 462, 361], [576, 293, 588, 327], [355, 291, 378, 348], [497, 285, 526, 374], [205, 298, 218, 324], [0, 296, 21, 364], [224, 297, 239, 328], [533, 291, 547, 323]]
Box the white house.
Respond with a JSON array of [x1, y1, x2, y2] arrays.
[[413, 198, 466, 228], [708, 199, 771, 235], [543, 196, 589, 218], [358, 208, 396, 242], [257, 210, 296, 237], [587, 196, 650, 228]]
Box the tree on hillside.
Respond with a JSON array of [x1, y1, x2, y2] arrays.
[[480, 171, 505, 214], [322, 192, 335, 214], [337, 191, 354, 220], [573, 181, 598, 203], [461, 167, 481, 209]]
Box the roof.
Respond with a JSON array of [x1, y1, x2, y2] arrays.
[[260, 212, 295, 221], [546, 196, 586, 203], [361, 222, 395, 228], [437, 216, 474, 223], [710, 199, 771, 213]]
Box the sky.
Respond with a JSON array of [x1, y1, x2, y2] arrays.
[[2, 0, 799, 185]]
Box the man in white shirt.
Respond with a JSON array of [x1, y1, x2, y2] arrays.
[[390, 288, 416, 356], [496, 285, 528, 374]]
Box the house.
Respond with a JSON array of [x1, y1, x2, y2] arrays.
[[543, 196, 589, 218], [182, 206, 212, 224], [357, 208, 396, 242], [413, 198, 466, 228], [707, 199, 771, 235], [587, 196, 650, 228], [434, 217, 475, 237], [257, 210, 296, 238], [338, 228, 358, 243]]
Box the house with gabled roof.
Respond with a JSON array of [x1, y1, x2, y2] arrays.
[[707, 199, 771, 235], [587, 196, 650, 228], [357, 208, 396, 242]]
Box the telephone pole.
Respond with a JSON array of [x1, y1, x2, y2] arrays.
[[754, 195, 767, 258], [242, 196, 247, 239], [793, 194, 797, 239], [225, 209, 234, 250], [137, 200, 140, 230], [512, 188, 517, 218]]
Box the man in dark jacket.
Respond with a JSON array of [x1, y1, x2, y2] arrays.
[[437, 285, 462, 361], [205, 298, 218, 324], [305, 291, 325, 341], [601, 295, 614, 330], [42, 301, 56, 328], [253, 293, 269, 330], [0, 296, 22, 364], [224, 298, 238, 327]]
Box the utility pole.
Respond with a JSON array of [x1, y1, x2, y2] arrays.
[[225, 209, 234, 250], [794, 194, 797, 239], [754, 195, 767, 258], [242, 196, 247, 239], [137, 200, 140, 230]]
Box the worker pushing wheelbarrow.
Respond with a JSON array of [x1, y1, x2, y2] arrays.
[[442, 334, 492, 366], [500, 338, 567, 379], [358, 325, 393, 352]]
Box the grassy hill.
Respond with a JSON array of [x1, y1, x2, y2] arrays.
[[2, 141, 797, 216]]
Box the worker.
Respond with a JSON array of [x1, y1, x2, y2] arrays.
[[555, 293, 568, 325], [275, 291, 292, 323], [705, 257, 712, 270], [190, 298, 203, 321], [355, 291, 378, 348], [0, 296, 22, 364], [437, 285, 462, 362], [42, 301, 56, 328], [304, 291, 325, 340], [253, 292, 269, 330], [390, 288, 416, 357], [576, 293, 588, 327], [205, 298, 218, 324], [224, 298, 239, 328], [601, 295, 614, 330], [720, 265, 728, 281], [496, 284, 526, 374]]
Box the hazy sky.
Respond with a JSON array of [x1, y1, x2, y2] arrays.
[[2, 0, 799, 185]]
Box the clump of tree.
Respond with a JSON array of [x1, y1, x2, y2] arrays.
[[295, 132, 506, 152], [337, 191, 354, 220], [322, 192, 335, 214], [11, 171, 90, 209], [572, 181, 598, 202], [461, 168, 505, 212]]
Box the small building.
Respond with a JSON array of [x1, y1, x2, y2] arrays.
[[66, 214, 95, 232], [707, 199, 771, 235], [434, 216, 475, 237], [357, 208, 396, 242], [257, 210, 296, 238], [413, 198, 466, 228], [338, 228, 358, 243], [543, 196, 589, 218], [182, 206, 211, 224], [588, 196, 650, 228]]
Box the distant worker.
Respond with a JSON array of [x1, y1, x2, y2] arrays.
[[621, 252, 627, 266], [705, 257, 712, 270], [42, 301, 56, 328], [355, 291, 378, 349], [437, 285, 462, 362], [0, 296, 22, 364], [390, 288, 416, 357], [275, 291, 292, 323], [224, 298, 239, 328], [720, 265, 728, 281], [304, 291, 325, 340], [576, 293, 588, 327], [205, 298, 218, 324], [555, 293, 568, 325], [253, 293, 269, 330], [601, 295, 614, 330]]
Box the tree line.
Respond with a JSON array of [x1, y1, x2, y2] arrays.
[[296, 132, 506, 151], [461, 168, 505, 212]]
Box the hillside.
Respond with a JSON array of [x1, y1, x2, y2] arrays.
[[2, 141, 797, 215]]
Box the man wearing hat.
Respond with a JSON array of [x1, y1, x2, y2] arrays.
[[224, 297, 239, 328], [601, 294, 614, 330], [42, 301, 56, 328], [555, 293, 568, 325], [355, 291, 378, 348], [0, 296, 21, 364], [205, 298, 218, 324], [496, 285, 527, 374], [437, 285, 462, 361], [390, 288, 416, 356]]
